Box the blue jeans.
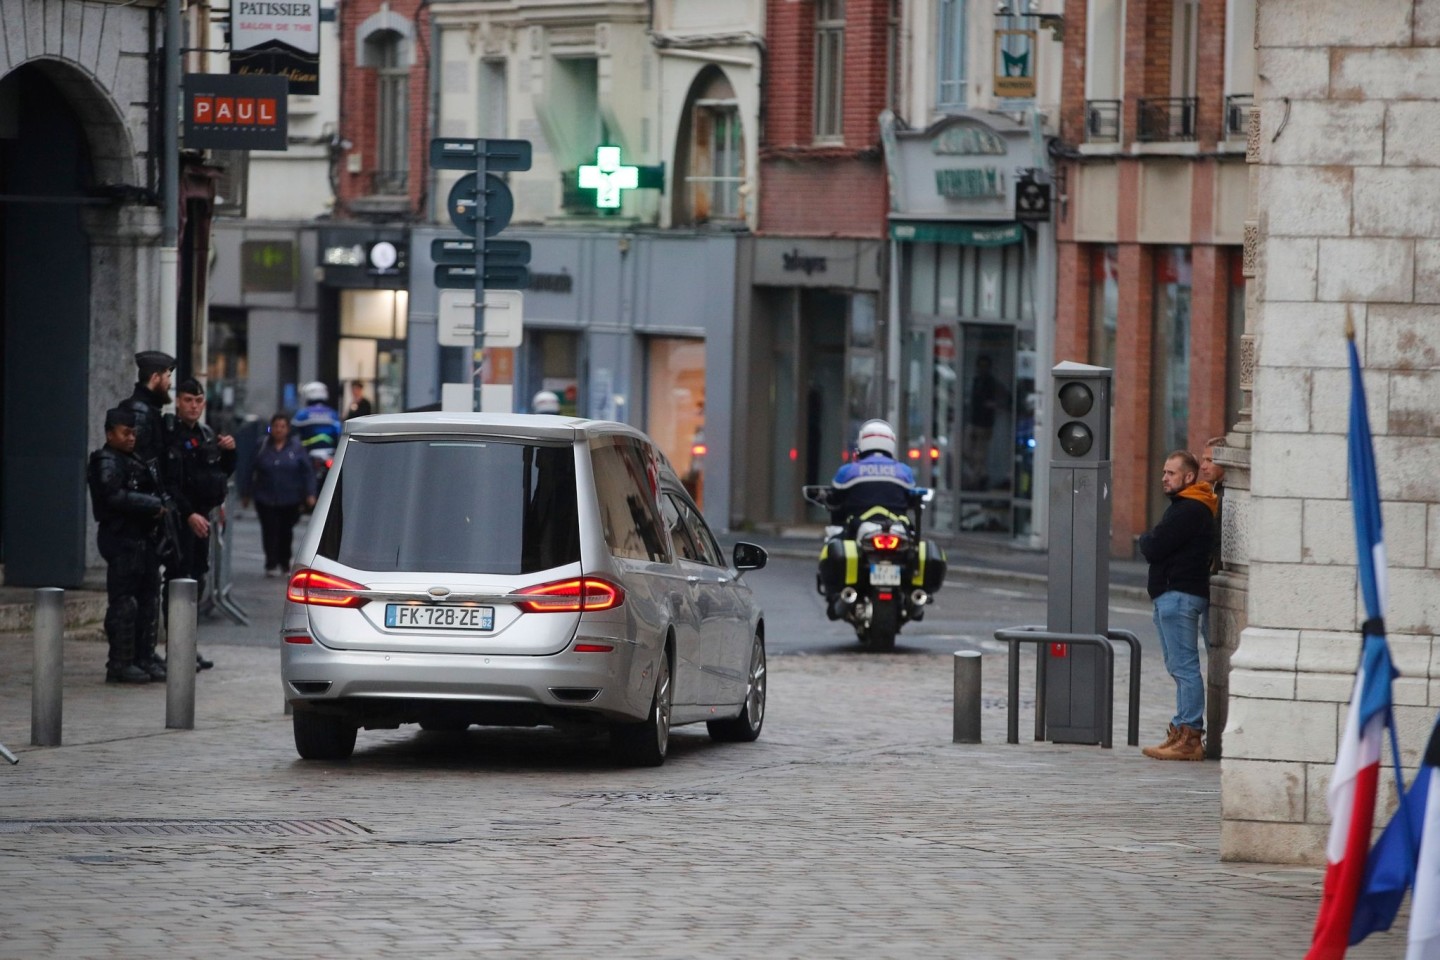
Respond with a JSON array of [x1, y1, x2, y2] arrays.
[[1153, 590, 1208, 731]]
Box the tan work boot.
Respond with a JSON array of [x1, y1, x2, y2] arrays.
[[1144, 725, 1206, 761], [1141, 724, 1180, 758]]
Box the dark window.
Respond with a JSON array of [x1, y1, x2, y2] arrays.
[[661, 494, 702, 562], [678, 498, 724, 567], [589, 437, 671, 563], [317, 438, 580, 574]]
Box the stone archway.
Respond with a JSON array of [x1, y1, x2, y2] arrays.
[[0, 57, 148, 586], [671, 66, 744, 227]]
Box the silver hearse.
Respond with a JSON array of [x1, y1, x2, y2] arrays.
[[280, 413, 768, 765]]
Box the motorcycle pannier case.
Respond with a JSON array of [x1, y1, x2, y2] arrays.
[[818, 539, 862, 595], [910, 540, 947, 594]]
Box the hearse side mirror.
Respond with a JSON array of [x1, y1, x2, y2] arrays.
[[732, 542, 768, 574]]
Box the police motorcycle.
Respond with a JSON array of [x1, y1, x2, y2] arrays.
[[803, 421, 947, 652]]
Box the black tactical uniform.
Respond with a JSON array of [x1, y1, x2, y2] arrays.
[[167, 414, 237, 594], [88, 417, 167, 683], [118, 351, 179, 677]]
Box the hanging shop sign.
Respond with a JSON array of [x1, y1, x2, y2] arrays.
[[994, 29, 1037, 99], [183, 74, 289, 151], [230, 0, 321, 95]]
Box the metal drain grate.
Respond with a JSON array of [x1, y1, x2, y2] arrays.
[[0, 818, 370, 837], [576, 790, 722, 805]]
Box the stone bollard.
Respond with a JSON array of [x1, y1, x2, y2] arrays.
[[953, 650, 982, 744], [166, 579, 198, 730], [31, 588, 64, 747]]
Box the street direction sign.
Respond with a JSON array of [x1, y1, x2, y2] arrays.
[[430, 237, 531, 267], [434, 263, 530, 290], [430, 138, 534, 172], [447, 173, 515, 238], [437, 290, 524, 348]]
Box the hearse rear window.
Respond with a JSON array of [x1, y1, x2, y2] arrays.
[[317, 438, 581, 574]]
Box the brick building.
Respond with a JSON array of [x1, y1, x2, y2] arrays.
[[733, 0, 896, 528], [1053, 0, 1254, 556]]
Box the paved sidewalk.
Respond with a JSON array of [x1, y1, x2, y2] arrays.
[[0, 515, 1394, 958]]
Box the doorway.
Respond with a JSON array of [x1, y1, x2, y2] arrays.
[[0, 66, 95, 585]]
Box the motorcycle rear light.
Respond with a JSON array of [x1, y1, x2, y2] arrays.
[[929, 446, 941, 460], [878, 592, 894, 601], [574, 643, 615, 653], [870, 533, 902, 551], [286, 569, 370, 608], [325, 458, 333, 469], [907, 448, 921, 460], [515, 578, 625, 613]]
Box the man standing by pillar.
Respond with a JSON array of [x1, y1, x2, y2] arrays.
[[1138, 450, 1217, 761], [166, 378, 236, 670]]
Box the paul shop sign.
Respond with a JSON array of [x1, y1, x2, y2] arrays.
[[183, 74, 288, 152]]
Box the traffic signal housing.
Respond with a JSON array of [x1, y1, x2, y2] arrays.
[[1051, 361, 1111, 464]]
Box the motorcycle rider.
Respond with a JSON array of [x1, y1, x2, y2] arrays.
[[532, 390, 561, 414], [819, 419, 918, 618], [291, 381, 342, 472], [829, 419, 917, 532]]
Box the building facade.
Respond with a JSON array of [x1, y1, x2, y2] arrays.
[[734, 0, 896, 529], [882, 1, 1064, 541], [1054, 0, 1253, 557], [1222, 0, 1440, 863], [1, 1, 178, 586]]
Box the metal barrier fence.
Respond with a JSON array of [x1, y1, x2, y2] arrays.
[[994, 625, 1141, 750], [199, 485, 249, 626]]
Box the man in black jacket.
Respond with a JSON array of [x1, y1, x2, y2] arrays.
[[1137, 450, 1217, 762], [166, 379, 237, 670], [118, 350, 179, 678], [87, 407, 166, 684]]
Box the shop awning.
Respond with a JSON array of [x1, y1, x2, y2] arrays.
[[889, 222, 1024, 246]]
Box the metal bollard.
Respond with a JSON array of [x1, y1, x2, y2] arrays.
[[31, 588, 64, 746], [166, 579, 198, 730], [952, 650, 982, 744]]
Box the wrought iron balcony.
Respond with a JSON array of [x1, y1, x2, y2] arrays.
[[1136, 97, 1198, 142], [1224, 94, 1254, 140], [1085, 99, 1121, 143]]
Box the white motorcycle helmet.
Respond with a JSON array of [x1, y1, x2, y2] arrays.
[[532, 390, 561, 415], [856, 419, 898, 459], [300, 381, 329, 404]]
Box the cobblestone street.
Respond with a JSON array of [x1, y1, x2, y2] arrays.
[[0, 622, 1384, 959]]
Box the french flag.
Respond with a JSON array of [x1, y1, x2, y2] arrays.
[[1407, 719, 1440, 960], [1306, 330, 1400, 960], [1306, 635, 1397, 960]]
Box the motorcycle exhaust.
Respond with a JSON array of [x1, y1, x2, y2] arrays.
[[839, 587, 859, 606], [910, 589, 930, 607]]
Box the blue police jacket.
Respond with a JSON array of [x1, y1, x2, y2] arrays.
[[830, 453, 916, 525], [292, 403, 342, 451]]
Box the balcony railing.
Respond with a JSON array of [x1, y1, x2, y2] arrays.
[[1136, 97, 1197, 142], [1085, 99, 1121, 143], [1224, 94, 1254, 140]]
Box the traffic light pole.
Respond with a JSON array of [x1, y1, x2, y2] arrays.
[[471, 150, 488, 413]]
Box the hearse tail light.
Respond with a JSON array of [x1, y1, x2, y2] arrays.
[[515, 578, 625, 613], [287, 569, 370, 608]]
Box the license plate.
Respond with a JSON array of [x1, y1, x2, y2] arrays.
[[870, 563, 902, 587], [385, 604, 494, 631]]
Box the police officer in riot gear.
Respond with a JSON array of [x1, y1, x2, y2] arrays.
[[166, 378, 237, 670], [116, 351, 181, 678], [88, 407, 168, 684]]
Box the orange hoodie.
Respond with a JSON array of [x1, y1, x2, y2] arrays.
[[1179, 480, 1219, 516]]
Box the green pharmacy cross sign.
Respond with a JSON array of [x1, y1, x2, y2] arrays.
[[578, 146, 638, 209]]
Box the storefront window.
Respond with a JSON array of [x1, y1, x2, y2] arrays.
[[1149, 246, 1193, 522], [1089, 245, 1118, 370], [645, 336, 706, 506], [525, 330, 581, 416], [339, 289, 408, 414]]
